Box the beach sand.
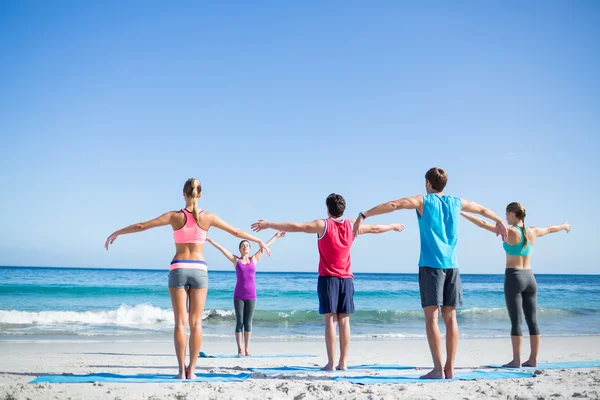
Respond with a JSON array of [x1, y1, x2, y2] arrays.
[[1, 336, 599, 399]]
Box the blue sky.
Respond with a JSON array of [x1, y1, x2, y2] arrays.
[[1, 1, 598, 274]]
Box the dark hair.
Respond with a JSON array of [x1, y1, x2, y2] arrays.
[[425, 167, 448, 192], [326, 193, 346, 218], [183, 178, 202, 224], [506, 202, 531, 248], [239, 240, 250, 251]]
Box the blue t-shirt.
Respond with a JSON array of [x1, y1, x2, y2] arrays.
[[417, 193, 462, 269]]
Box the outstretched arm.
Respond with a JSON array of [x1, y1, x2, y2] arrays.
[[461, 199, 508, 241], [207, 212, 271, 256], [251, 219, 325, 235], [105, 212, 175, 250], [252, 231, 286, 263], [356, 222, 406, 235], [530, 222, 571, 238], [206, 237, 238, 266], [460, 212, 497, 234], [353, 195, 423, 237]]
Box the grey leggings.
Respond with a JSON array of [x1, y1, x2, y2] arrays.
[[504, 268, 540, 336], [234, 299, 256, 333]]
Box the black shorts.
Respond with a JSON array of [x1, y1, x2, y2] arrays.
[[418, 267, 463, 308], [317, 276, 355, 315]]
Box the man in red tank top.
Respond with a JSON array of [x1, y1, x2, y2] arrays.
[[252, 194, 405, 370]]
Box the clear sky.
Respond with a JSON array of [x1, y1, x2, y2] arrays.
[[1, 1, 598, 274]]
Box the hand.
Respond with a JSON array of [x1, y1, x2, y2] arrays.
[[259, 240, 271, 256], [352, 217, 364, 238], [495, 222, 508, 242], [563, 222, 571, 233], [392, 224, 405, 232], [251, 220, 269, 232], [105, 232, 118, 250], [275, 231, 286, 238]]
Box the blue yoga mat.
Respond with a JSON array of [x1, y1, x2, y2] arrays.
[[199, 351, 316, 359], [485, 360, 600, 370], [29, 372, 252, 384], [250, 364, 415, 374], [332, 370, 535, 385]]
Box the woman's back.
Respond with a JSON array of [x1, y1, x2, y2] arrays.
[[504, 226, 534, 269], [173, 208, 210, 260]]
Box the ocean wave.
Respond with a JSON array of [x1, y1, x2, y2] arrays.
[[0, 304, 173, 326], [0, 305, 589, 329]]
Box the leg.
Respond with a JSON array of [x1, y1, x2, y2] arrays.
[[322, 313, 338, 370], [233, 299, 245, 356], [337, 313, 351, 370], [336, 277, 355, 370], [317, 276, 340, 371], [504, 271, 524, 367], [187, 287, 208, 379], [422, 305, 444, 379], [442, 306, 458, 378], [522, 273, 540, 367], [418, 267, 445, 379], [441, 268, 462, 379], [244, 300, 256, 356], [169, 287, 189, 379]]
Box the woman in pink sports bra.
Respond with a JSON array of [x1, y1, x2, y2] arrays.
[[104, 178, 270, 380]]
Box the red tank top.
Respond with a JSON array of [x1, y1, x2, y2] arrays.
[[317, 218, 354, 278]]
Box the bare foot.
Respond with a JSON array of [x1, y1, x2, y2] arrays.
[[502, 360, 521, 368], [444, 368, 455, 379], [336, 364, 348, 371], [321, 363, 335, 371], [245, 350, 252, 356], [186, 366, 196, 380], [176, 371, 185, 380], [237, 349, 244, 357], [420, 369, 444, 379], [522, 359, 537, 367]]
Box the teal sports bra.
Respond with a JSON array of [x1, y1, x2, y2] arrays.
[[503, 226, 533, 256]]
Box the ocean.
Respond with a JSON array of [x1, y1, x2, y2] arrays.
[[1, 267, 599, 341]]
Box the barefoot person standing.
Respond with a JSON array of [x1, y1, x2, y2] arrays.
[[353, 168, 508, 379], [251, 193, 405, 371], [206, 231, 285, 356], [461, 202, 570, 368], [105, 178, 270, 379]]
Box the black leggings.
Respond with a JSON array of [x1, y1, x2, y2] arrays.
[[234, 299, 256, 333], [504, 269, 540, 336]]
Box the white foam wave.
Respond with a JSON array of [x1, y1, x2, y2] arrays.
[[0, 305, 239, 327]]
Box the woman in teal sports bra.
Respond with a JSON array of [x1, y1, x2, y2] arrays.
[[461, 202, 570, 368]]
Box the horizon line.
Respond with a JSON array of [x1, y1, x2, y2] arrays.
[[0, 265, 598, 276]]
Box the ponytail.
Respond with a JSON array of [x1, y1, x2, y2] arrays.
[[520, 218, 531, 248], [183, 178, 202, 225], [191, 183, 201, 225]]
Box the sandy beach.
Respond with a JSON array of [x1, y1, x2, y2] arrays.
[[1, 336, 598, 399]]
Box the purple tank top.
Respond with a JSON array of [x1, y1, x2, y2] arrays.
[[234, 258, 257, 300]]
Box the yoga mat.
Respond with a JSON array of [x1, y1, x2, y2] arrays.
[[29, 372, 252, 384], [199, 351, 316, 359], [485, 360, 600, 370], [331, 370, 535, 385], [249, 364, 415, 374]]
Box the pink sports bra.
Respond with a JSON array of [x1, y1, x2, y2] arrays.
[[173, 209, 207, 244]]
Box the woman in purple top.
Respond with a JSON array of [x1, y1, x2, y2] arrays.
[[206, 231, 285, 356]]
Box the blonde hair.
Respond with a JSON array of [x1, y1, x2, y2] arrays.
[[183, 178, 202, 225], [506, 202, 531, 248]]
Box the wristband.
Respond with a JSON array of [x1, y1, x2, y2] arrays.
[[359, 212, 367, 219]]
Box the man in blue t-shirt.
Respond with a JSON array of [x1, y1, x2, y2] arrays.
[[353, 167, 508, 379]]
